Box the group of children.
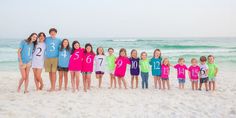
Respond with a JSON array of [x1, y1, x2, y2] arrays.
[[17, 28, 219, 93]]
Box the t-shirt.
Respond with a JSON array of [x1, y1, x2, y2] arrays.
[[174, 64, 188, 79], [58, 48, 71, 68], [207, 63, 218, 78], [19, 40, 34, 64], [140, 59, 150, 73], [95, 55, 106, 72], [106, 54, 116, 70], [32, 42, 46, 68], [68, 48, 84, 71], [114, 56, 130, 77], [82, 53, 95, 72], [161, 64, 170, 79], [45, 37, 61, 58], [149, 57, 162, 76], [188, 65, 200, 80], [199, 64, 208, 78], [129, 57, 140, 75]]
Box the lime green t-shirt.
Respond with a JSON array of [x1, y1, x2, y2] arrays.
[[140, 59, 150, 73], [207, 63, 218, 78], [106, 54, 116, 70]]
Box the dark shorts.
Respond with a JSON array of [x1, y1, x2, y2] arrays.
[[130, 69, 140, 76], [57, 66, 68, 72], [161, 78, 169, 80], [178, 78, 185, 84], [96, 71, 104, 74], [200, 77, 208, 83]]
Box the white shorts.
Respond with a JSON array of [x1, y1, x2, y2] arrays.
[[108, 70, 114, 74], [32, 61, 44, 69]]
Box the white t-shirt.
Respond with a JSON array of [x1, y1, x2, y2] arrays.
[[32, 42, 46, 68], [199, 64, 208, 78], [94, 55, 106, 72]]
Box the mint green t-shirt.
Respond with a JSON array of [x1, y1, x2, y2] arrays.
[[106, 54, 116, 70], [207, 63, 218, 78], [140, 59, 150, 73]]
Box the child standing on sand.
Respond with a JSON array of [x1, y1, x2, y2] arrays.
[[129, 49, 140, 89], [188, 58, 200, 90], [139, 52, 150, 89], [68, 41, 84, 92], [174, 58, 188, 89], [114, 48, 130, 89], [107, 48, 116, 89], [161, 58, 170, 90], [207, 55, 218, 91], [58, 39, 71, 91], [199, 56, 209, 91], [95, 47, 106, 88], [149, 49, 162, 89]]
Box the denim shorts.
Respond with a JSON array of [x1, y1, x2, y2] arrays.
[[208, 77, 216, 82], [178, 78, 185, 83]]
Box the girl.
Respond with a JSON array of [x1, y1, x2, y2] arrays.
[[161, 58, 170, 90], [107, 48, 116, 89], [95, 47, 106, 88], [140, 52, 150, 89], [82, 43, 95, 92], [129, 49, 140, 89], [188, 58, 200, 90], [32, 32, 46, 91], [207, 55, 218, 91], [58, 39, 71, 91], [68, 41, 84, 92], [174, 58, 188, 89], [199, 56, 209, 91], [149, 49, 162, 89], [114, 48, 130, 89], [17, 33, 37, 93]]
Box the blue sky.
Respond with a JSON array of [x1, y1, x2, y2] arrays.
[[0, 0, 235, 38]]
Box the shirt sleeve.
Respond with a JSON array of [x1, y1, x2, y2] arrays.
[[19, 40, 24, 49]]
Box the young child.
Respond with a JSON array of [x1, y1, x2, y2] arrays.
[[139, 52, 150, 89], [129, 49, 140, 89], [149, 49, 162, 89], [58, 39, 71, 91], [199, 56, 209, 91], [17, 33, 37, 93], [95, 47, 106, 88], [114, 48, 130, 89], [174, 58, 188, 89], [161, 58, 170, 90], [82, 43, 95, 92], [188, 58, 200, 90], [107, 48, 116, 89], [32, 32, 46, 91], [44, 28, 61, 92], [207, 55, 218, 91], [68, 41, 84, 92]]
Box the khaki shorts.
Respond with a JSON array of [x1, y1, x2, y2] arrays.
[[45, 58, 58, 72], [19, 62, 32, 69]]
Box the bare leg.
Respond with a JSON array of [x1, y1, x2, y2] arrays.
[[24, 66, 31, 93], [37, 69, 43, 90], [167, 80, 170, 90], [83, 74, 87, 92], [209, 82, 212, 91], [58, 71, 63, 91], [113, 75, 116, 88], [70, 72, 75, 92], [75, 72, 80, 91], [118, 77, 122, 89], [212, 81, 215, 91], [131, 76, 134, 89], [135, 76, 138, 88], [154, 76, 157, 89], [99, 74, 103, 88], [121, 78, 127, 89], [87, 74, 91, 90], [18, 67, 26, 92], [205, 82, 208, 91], [157, 76, 161, 89], [109, 74, 113, 89], [33, 68, 39, 91], [64, 72, 68, 90], [191, 81, 194, 90], [162, 80, 165, 90]]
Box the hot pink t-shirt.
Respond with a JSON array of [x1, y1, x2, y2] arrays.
[[68, 48, 84, 71], [174, 64, 188, 79], [114, 56, 130, 77], [82, 53, 95, 72], [161, 64, 170, 79], [188, 65, 200, 80]]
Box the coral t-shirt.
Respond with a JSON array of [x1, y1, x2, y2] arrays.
[[82, 53, 95, 72], [68, 48, 84, 71], [114, 56, 130, 77], [174, 64, 188, 79], [188, 65, 200, 80]]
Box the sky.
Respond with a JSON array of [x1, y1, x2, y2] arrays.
[[0, 0, 235, 39]]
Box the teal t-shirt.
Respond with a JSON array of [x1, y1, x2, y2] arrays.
[[149, 57, 162, 76], [19, 40, 34, 64]]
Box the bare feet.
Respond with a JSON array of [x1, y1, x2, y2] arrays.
[[17, 88, 21, 93], [24, 90, 29, 94]]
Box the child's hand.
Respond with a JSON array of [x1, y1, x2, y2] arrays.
[[19, 61, 23, 66]]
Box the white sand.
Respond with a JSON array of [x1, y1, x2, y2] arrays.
[[0, 66, 236, 118]]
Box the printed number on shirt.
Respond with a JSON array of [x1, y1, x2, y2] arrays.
[[117, 60, 123, 68], [74, 51, 79, 60], [86, 55, 92, 63], [36, 47, 42, 56], [153, 61, 160, 69], [62, 50, 67, 58], [131, 61, 138, 69], [98, 58, 103, 66], [50, 42, 55, 52], [178, 68, 185, 75], [28, 47, 31, 56]]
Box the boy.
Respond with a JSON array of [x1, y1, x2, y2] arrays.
[[207, 55, 218, 91], [107, 48, 116, 89], [199, 56, 209, 91]]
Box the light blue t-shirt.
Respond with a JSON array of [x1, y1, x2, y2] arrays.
[[58, 48, 71, 68], [45, 37, 61, 58], [19, 40, 34, 64], [149, 57, 162, 76]]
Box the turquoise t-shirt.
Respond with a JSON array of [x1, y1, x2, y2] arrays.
[[149, 57, 162, 76], [58, 48, 71, 68], [45, 37, 61, 58], [19, 40, 34, 64]]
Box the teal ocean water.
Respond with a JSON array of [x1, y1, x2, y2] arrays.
[[1, 38, 236, 71]]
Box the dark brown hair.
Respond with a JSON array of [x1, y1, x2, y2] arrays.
[[153, 48, 161, 58], [71, 40, 80, 54], [49, 28, 57, 34], [200, 56, 207, 62], [84, 43, 95, 54], [130, 49, 137, 58], [25, 33, 37, 48], [119, 48, 127, 56], [60, 39, 70, 51], [108, 48, 114, 51], [38, 32, 46, 39], [97, 47, 105, 55]]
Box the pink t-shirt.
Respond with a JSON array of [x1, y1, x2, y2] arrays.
[[161, 64, 170, 79], [174, 64, 188, 79], [82, 53, 95, 72], [114, 56, 130, 77], [68, 48, 84, 71], [188, 65, 200, 80]]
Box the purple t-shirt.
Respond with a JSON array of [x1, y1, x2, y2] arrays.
[[129, 57, 140, 75]]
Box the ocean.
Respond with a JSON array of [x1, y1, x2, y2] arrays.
[[1, 38, 236, 71]]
